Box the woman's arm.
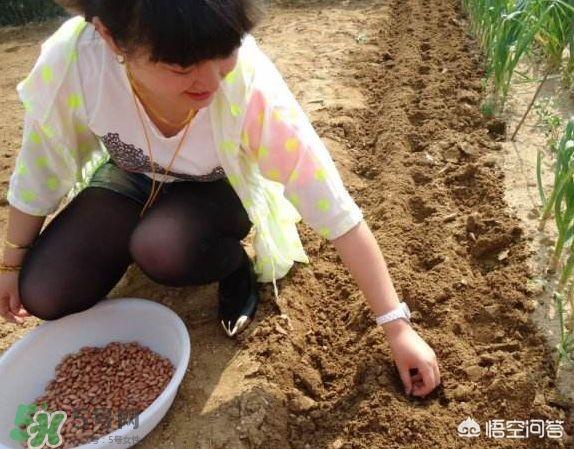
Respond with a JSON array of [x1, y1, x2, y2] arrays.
[[9, 16, 103, 218], [331, 219, 441, 398], [331, 220, 410, 336], [0, 206, 46, 325], [3, 206, 46, 266]]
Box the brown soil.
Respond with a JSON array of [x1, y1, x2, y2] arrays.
[[0, 0, 572, 448]]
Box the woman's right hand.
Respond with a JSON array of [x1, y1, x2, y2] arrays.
[[0, 270, 31, 325]]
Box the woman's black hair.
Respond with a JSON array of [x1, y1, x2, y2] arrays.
[[57, 0, 263, 67]]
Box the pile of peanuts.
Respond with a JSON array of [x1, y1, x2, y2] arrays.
[[21, 341, 175, 448]]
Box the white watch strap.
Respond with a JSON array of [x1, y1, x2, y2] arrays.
[[375, 302, 410, 326]]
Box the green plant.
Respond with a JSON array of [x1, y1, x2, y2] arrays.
[[534, 98, 564, 150], [533, 0, 574, 80], [539, 117, 574, 223], [480, 96, 497, 117], [537, 121, 574, 369], [462, 0, 574, 112], [533, 115, 574, 369], [554, 292, 574, 368]]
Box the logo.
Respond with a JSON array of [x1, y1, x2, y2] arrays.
[[9, 403, 66, 449], [457, 416, 565, 439], [457, 417, 481, 437], [10, 403, 141, 448]]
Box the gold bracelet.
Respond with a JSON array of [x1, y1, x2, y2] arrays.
[[0, 263, 22, 272], [4, 238, 33, 250]]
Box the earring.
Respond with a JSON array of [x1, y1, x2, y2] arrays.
[[116, 53, 126, 64]]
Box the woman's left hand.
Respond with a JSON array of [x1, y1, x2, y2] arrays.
[[384, 321, 441, 397]]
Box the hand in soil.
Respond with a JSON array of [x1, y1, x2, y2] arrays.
[[387, 325, 440, 398]]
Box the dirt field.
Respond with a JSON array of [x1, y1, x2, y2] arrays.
[[0, 0, 573, 448]]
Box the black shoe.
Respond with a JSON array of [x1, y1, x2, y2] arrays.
[[218, 251, 259, 338]]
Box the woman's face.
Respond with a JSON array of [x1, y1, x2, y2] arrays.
[[93, 16, 238, 110], [126, 48, 239, 109]]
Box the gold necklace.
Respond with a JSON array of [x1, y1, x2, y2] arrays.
[[126, 71, 197, 217], [126, 65, 196, 128]]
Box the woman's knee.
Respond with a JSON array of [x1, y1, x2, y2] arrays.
[[129, 214, 243, 286], [19, 266, 78, 321], [18, 245, 114, 322], [128, 214, 207, 286]]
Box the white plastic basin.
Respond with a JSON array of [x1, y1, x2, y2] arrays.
[[0, 297, 191, 449]]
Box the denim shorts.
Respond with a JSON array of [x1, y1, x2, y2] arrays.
[[87, 159, 232, 205]]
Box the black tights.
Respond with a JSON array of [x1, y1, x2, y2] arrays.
[[18, 179, 253, 321]]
